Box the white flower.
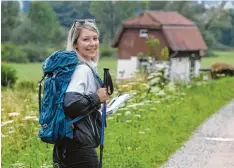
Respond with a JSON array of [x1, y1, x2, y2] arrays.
[[187, 85, 192, 88], [8, 112, 20, 117], [23, 116, 38, 121], [11, 162, 25, 167], [150, 87, 161, 93], [154, 100, 161, 104], [40, 164, 53, 168], [1, 120, 14, 127], [1, 133, 7, 138], [203, 75, 209, 81], [120, 108, 128, 111], [130, 91, 138, 96], [156, 90, 166, 96], [138, 131, 145, 134], [8, 130, 15, 134], [107, 117, 114, 120], [180, 92, 186, 96], [196, 82, 202, 86], [121, 84, 129, 88], [125, 111, 131, 116], [134, 114, 141, 118]]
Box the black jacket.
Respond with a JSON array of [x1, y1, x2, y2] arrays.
[[63, 92, 102, 148]]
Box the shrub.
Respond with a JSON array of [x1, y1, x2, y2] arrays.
[[1, 43, 28, 63], [100, 44, 117, 58], [16, 80, 37, 92], [1, 63, 18, 87], [21, 44, 52, 62]]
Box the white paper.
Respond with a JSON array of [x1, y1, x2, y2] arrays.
[[106, 94, 131, 115]]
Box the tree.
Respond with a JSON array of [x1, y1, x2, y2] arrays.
[[50, 1, 94, 28], [1, 1, 20, 42], [28, 1, 62, 44], [90, 1, 146, 43]]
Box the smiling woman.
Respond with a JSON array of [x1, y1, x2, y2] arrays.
[[52, 20, 109, 168]]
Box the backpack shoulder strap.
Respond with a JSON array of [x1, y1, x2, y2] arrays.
[[82, 62, 103, 88]]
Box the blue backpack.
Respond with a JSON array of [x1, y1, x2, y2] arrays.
[[38, 50, 102, 144]]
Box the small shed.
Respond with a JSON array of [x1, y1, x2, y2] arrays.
[[112, 11, 208, 82]]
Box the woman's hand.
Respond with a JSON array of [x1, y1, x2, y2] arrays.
[[97, 88, 109, 102]]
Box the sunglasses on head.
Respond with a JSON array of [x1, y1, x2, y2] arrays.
[[73, 19, 96, 25]]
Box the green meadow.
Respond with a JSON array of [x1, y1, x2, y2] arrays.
[[8, 51, 234, 83], [9, 57, 117, 83], [201, 50, 234, 68], [2, 75, 234, 168], [2, 50, 234, 168]]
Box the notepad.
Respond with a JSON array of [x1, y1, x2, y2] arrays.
[[106, 94, 131, 115]]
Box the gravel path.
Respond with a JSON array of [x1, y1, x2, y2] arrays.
[[161, 100, 234, 168]]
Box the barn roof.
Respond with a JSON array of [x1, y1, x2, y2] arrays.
[[112, 11, 207, 51]]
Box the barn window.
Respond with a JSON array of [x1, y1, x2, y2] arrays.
[[139, 29, 148, 37]]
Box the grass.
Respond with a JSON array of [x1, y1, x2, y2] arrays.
[[2, 76, 234, 168], [9, 50, 234, 83], [9, 56, 117, 83], [201, 51, 234, 68]]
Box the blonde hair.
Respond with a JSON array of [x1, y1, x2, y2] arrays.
[[66, 20, 100, 62]]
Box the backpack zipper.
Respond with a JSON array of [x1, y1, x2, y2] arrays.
[[88, 116, 95, 135]]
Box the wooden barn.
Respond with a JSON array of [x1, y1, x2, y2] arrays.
[[112, 11, 208, 82]]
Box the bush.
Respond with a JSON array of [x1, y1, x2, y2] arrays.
[[1, 63, 18, 87], [21, 44, 53, 62], [16, 80, 37, 92], [100, 44, 117, 58], [1, 43, 28, 63]]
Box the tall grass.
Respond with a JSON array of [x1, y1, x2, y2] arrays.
[[2, 77, 234, 168]]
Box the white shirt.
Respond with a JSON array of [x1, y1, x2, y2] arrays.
[[66, 60, 99, 94]]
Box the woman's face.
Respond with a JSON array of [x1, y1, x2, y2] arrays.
[[75, 28, 99, 61]]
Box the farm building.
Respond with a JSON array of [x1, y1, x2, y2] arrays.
[[112, 11, 208, 82]]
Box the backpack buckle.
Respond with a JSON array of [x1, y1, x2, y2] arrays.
[[42, 124, 48, 128]]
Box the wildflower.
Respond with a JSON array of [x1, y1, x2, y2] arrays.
[[11, 162, 25, 167], [134, 114, 141, 118], [180, 92, 186, 96], [203, 75, 209, 81], [121, 84, 129, 88], [128, 104, 138, 108], [149, 77, 160, 85], [130, 91, 138, 96], [187, 85, 192, 88], [107, 117, 114, 120], [125, 111, 131, 116], [196, 82, 202, 86], [1, 120, 14, 127], [8, 112, 20, 117], [126, 120, 132, 123], [1, 133, 7, 138], [23, 116, 38, 121], [40, 164, 53, 168], [138, 131, 145, 134], [150, 87, 161, 93], [154, 100, 161, 104], [8, 130, 15, 134], [156, 90, 166, 97]]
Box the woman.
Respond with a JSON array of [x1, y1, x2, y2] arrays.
[[53, 19, 109, 168]]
